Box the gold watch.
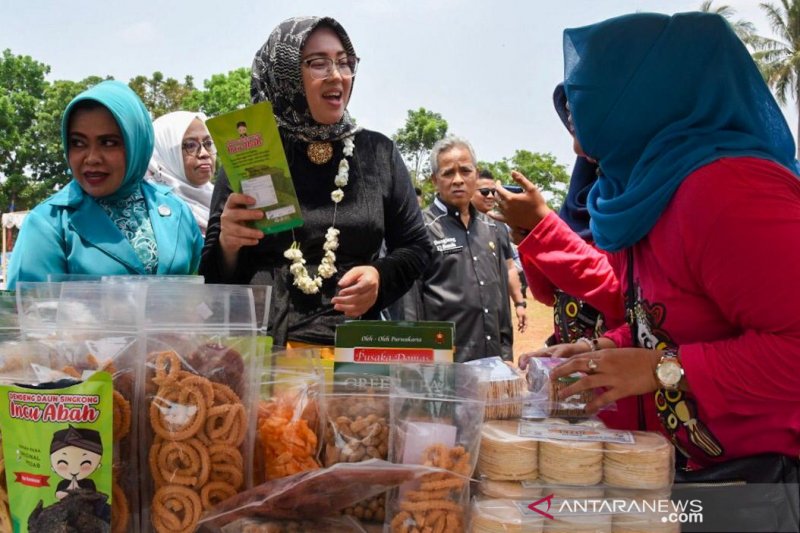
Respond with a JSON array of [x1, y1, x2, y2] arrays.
[[655, 349, 684, 390]]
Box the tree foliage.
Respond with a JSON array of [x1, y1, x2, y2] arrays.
[[393, 108, 448, 182], [128, 71, 195, 118], [0, 49, 51, 211], [479, 150, 570, 209], [183, 67, 251, 116], [751, 0, 800, 157]]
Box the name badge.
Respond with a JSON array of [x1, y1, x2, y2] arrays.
[[433, 237, 463, 255]]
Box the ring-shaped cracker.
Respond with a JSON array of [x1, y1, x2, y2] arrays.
[[151, 484, 202, 533], [150, 381, 207, 441], [203, 403, 246, 447], [150, 438, 210, 488], [111, 481, 130, 533], [113, 390, 131, 442], [200, 481, 237, 510]]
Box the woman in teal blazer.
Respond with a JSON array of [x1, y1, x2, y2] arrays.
[[6, 81, 203, 289]]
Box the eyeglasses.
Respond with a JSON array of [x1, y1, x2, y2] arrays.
[[478, 188, 496, 197], [182, 139, 216, 156], [302, 56, 360, 80]]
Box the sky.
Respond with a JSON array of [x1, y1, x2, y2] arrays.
[[2, 0, 787, 173]]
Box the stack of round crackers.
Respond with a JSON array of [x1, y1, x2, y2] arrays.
[[545, 511, 612, 533], [471, 498, 544, 533], [478, 420, 538, 480], [485, 370, 527, 420], [539, 438, 604, 486], [603, 432, 673, 489], [477, 479, 543, 500]]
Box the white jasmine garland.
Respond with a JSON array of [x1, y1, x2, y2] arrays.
[[284, 135, 356, 295]]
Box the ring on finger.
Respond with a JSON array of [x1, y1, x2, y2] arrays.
[[587, 358, 598, 374]]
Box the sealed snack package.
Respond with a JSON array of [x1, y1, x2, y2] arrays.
[[387, 363, 486, 533], [0, 371, 114, 533], [197, 460, 435, 530], [16, 282, 63, 340], [256, 369, 323, 482], [470, 497, 545, 532], [53, 282, 146, 533], [524, 357, 616, 418], [322, 374, 391, 524], [513, 419, 675, 489], [141, 283, 261, 533], [466, 356, 527, 420], [218, 515, 366, 533]]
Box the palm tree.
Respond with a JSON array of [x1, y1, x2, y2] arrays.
[[754, 0, 800, 157], [700, 1, 760, 48]]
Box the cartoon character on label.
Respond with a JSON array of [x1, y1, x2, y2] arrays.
[[50, 426, 104, 500], [633, 292, 724, 459]]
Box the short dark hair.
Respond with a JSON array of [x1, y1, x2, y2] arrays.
[[478, 169, 495, 180], [236, 121, 247, 128]]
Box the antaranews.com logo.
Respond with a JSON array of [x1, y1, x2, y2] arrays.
[[527, 494, 704, 525]]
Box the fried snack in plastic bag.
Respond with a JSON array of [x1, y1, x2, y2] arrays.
[[198, 460, 436, 531], [256, 369, 322, 481]]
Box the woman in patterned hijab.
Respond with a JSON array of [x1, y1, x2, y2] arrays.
[[6, 80, 203, 287], [201, 17, 432, 349]]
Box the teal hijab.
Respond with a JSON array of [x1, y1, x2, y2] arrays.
[[61, 80, 154, 200], [563, 12, 798, 252]]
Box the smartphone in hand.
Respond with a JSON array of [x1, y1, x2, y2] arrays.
[[503, 184, 523, 193]]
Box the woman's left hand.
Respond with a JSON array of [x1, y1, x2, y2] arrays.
[[550, 348, 661, 414], [332, 266, 380, 317]]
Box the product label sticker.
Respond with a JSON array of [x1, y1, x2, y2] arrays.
[[0, 371, 114, 533], [517, 421, 635, 444]]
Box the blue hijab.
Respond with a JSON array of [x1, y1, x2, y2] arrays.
[[61, 80, 154, 200], [553, 83, 598, 242], [563, 12, 797, 252]]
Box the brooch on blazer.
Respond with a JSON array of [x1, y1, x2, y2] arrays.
[[157, 205, 171, 217]]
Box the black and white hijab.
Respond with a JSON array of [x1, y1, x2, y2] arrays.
[[251, 16, 358, 143]]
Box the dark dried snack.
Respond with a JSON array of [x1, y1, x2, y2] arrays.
[[186, 343, 245, 397], [28, 490, 110, 533], [200, 461, 416, 527]]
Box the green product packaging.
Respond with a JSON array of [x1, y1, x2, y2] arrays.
[[0, 372, 114, 533], [206, 101, 303, 234], [333, 321, 454, 377]]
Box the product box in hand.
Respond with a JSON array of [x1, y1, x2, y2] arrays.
[[333, 320, 454, 376], [206, 101, 303, 234]]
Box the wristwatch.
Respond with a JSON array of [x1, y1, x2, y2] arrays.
[[514, 301, 527, 309], [655, 349, 684, 390]]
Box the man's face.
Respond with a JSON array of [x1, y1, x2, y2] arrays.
[[471, 177, 497, 213], [432, 145, 477, 210]]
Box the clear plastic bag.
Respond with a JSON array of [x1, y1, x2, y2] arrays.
[[53, 282, 146, 533], [322, 375, 391, 524], [197, 460, 433, 530], [466, 356, 527, 420], [256, 369, 323, 482], [217, 515, 366, 533], [524, 357, 616, 418], [141, 283, 261, 533], [387, 363, 487, 533]]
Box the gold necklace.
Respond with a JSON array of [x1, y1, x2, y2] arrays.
[[307, 141, 333, 165]]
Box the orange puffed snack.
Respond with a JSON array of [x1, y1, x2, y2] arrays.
[[258, 400, 321, 480]]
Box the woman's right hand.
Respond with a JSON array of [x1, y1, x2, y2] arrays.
[[517, 342, 591, 370], [490, 170, 552, 237], [219, 193, 265, 264]]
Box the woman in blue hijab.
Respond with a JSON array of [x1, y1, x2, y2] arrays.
[[6, 81, 203, 288], [501, 12, 800, 474]]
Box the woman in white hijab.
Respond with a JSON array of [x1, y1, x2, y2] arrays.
[[147, 111, 216, 235]]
